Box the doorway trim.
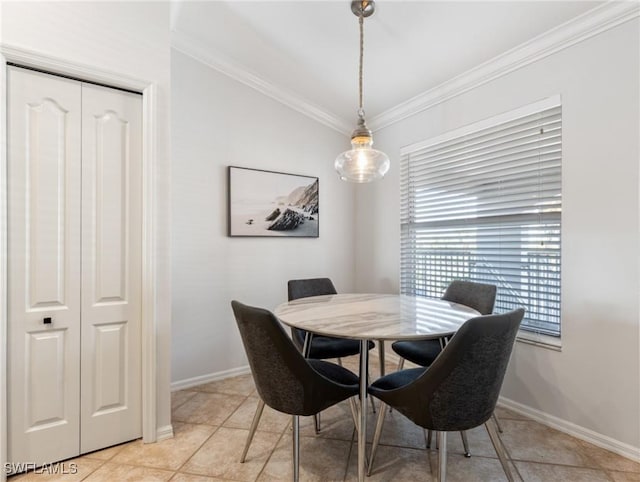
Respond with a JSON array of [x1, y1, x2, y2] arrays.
[[0, 44, 158, 480]]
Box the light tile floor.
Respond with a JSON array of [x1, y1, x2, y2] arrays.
[[10, 356, 640, 481]]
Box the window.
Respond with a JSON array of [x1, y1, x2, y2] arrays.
[[400, 97, 562, 337]]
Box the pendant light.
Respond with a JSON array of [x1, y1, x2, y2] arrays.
[[335, 0, 390, 183]]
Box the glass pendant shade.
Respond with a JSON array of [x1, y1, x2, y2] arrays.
[[335, 134, 390, 183], [335, 0, 390, 183]]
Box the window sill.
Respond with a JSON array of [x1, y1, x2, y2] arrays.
[[516, 330, 562, 351]]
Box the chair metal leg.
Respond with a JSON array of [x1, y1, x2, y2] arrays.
[[348, 398, 370, 474], [427, 429, 433, 448], [317, 358, 348, 434], [493, 412, 504, 433], [302, 332, 313, 357], [302, 333, 321, 434], [293, 415, 300, 482], [460, 431, 471, 457], [369, 392, 376, 413], [240, 398, 265, 462], [340, 348, 374, 416], [437, 431, 447, 482], [367, 367, 376, 414], [367, 401, 387, 476], [486, 420, 515, 482], [311, 355, 348, 434], [389, 357, 404, 413], [349, 397, 360, 432]]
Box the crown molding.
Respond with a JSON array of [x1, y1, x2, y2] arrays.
[[171, 30, 352, 136], [171, 2, 638, 136], [369, 1, 640, 132]]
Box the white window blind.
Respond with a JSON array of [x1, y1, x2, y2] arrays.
[[400, 97, 562, 336]]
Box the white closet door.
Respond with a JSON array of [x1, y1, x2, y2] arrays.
[[80, 83, 142, 452], [7, 67, 82, 465]]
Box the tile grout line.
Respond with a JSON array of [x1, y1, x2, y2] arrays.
[[171, 388, 253, 478], [423, 428, 433, 476], [341, 426, 357, 481], [78, 441, 129, 480], [79, 457, 108, 481], [252, 420, 290, 482], [223, 393, 290, 436], [602, 470, 623, 482], [573, 437, 640, 475], [81, 459, 171, 481], [126, 383, 640, 481], [220, 390, 289, 481], [510, 456, 633, 473], [170, 390, 200, 413], [174, 382, 291, 481], [490, 422, 526, 482], [171, 422, 223, 474], [11, 380, 627, 482]]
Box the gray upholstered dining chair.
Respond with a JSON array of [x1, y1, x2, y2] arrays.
[[368, 308, 525, 482], [392, 280, 497, 369], [287, 278, 375, 360], [391, 279, 499, 454], [231, 301, 359, 482], [288, 278, 376, 431]]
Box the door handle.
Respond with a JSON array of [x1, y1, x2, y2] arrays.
[[43, 317, 52, 325]]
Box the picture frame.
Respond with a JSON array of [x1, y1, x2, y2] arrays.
[[228, 166, 319, 237]]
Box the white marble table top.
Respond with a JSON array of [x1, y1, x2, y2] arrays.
[[274, 293, 480, 341]]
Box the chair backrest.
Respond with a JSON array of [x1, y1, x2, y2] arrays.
[[387, 308, 524, 432], [231, 300, 318, 415], [287, 278, 337, 349], [442, 280, 497, 315], [231, 300, 356, 416], [288, 278, 337, 301]]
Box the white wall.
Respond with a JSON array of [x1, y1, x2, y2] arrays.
[[355, 20, 640, 453], [170, 50, 355, 384], [0, 0, 173, 436]]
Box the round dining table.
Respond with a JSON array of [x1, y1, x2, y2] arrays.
[[274, 293, 480, 482]]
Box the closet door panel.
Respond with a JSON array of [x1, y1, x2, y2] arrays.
[[80, 83, 142, 452], [7, 67, 82, 466]]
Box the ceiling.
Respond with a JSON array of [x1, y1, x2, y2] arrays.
[[171, 1, 602, 131]]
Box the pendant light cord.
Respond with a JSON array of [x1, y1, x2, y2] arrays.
[[358, 12, 364, 115]]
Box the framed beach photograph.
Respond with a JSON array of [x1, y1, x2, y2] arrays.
[[228, 166, 319, 237]]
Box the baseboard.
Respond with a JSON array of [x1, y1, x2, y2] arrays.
[[171, 365, 252, 392], [156, 424, 174, 442], [498, 396, 640, 463]]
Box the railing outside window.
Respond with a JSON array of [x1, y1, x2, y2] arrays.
[[400, 97, 562, 337]]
